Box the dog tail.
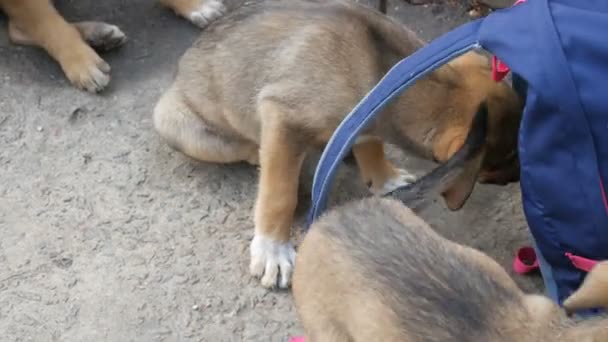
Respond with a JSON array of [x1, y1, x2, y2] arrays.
[[386, 101, 489, 209]]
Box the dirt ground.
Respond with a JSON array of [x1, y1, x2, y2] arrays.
[[0, 0, 542, 341]]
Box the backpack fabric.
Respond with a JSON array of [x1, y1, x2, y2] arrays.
[[307, 0, 608, 314]]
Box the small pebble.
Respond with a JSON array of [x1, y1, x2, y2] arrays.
[[36, 126, 43, 132]]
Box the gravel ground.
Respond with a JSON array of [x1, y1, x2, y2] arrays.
[[0, 1, 540, 341]]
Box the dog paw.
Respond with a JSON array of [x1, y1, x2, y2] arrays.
[[61, 45, 111, 93], [188, 0, 226, 28], [372, 169, 416, 195], [250, 234, 296, 289], [80, 23, 127, 52]]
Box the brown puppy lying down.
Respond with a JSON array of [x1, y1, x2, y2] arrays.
[[293, 109, 608, 340], [154, 0, 522, 289], [0, 0, 226, 92]]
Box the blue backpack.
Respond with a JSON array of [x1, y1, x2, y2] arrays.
[[307, 0, 608, 314]]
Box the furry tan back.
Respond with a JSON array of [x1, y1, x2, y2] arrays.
[[293, 198, 608, 341]]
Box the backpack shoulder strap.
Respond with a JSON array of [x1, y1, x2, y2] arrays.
[[306, 19, 484, 228]]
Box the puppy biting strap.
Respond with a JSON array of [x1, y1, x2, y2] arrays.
[[306, 20, 483, 229]]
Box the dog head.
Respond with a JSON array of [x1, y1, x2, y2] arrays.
[[476, 80, 522, 186], [428, 51, 523, 210]]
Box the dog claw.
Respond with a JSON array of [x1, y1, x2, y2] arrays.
[[63, 51, 111, 93], [250, 234, 295, 289], [188, 0, 226, 28], [91, 25, 127, 52], [82, 24, 126, 52]]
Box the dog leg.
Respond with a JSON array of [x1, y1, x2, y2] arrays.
[[250, 101, 305, 289], [160, 0, 226, 28], [2, 0, 112, 92], [153, 85, 260, 165], [9, 20, 126, 53], [353, 138, 416, 195]]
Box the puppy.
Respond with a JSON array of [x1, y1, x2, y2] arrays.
[[292, 109, 608, 341], [153, 0, 522, 288], [293, 204, 608, 342], [0, 0, 226, 92]]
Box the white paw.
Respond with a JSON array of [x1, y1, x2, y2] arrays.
[[250, 234, 296, 289], [373, 169, 417, 196], [82, 24, 127, 52], [92, 24, 127, 52], [188, 0, 226, 28]]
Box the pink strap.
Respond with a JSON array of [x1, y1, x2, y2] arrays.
[[491, 57, 511, 81], [490, 0, 527, 82], [289, 337, 305, 342], [600, 177, 608, 214], [565, 253, 599, 272]]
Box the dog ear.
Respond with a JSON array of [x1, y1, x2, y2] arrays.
[[441, 150, 485, 210], [563, 261, 608, 313], [433, 107, 488, 210]]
